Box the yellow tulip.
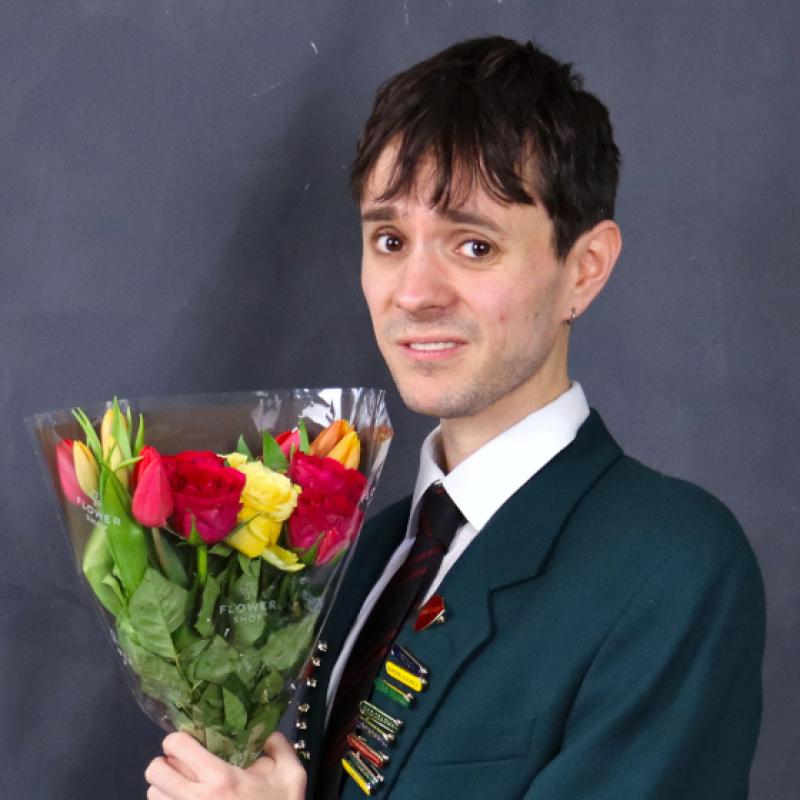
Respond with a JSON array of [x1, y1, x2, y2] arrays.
[[72, 441, 99, 498], [327, 430, 361, 469], [100, 407, 128, 457], [310, 419, 352, 457], [100, 407, 129, 489]]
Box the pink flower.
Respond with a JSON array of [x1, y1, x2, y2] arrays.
[[288, 453, 366, 564], [131, 446, 174, 528], [56, 439, 90, 507]]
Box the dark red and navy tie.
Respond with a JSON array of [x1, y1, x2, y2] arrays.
[[317, 481, 464, 798]]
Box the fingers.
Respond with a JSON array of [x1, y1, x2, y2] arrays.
[[145, 755, 195, 799], [166, 754, 199, 782], [262, 732, 298, 764], [162, 731, 222, 774]]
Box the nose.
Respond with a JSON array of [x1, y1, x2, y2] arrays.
[[392, 245, 455, 316]]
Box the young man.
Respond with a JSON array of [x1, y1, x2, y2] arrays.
[[146, 36, 764, 800]]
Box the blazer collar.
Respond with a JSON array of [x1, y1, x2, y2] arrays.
[[484, 409, 623, 591], [340, 410, 623, 798]]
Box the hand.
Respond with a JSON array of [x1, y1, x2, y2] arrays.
[[145, 731, 307, 800]]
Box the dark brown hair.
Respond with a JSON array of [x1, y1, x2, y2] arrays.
[[351, 36, 620, 259]]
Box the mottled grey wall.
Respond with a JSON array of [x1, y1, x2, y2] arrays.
[[1, 1, 797, 797]]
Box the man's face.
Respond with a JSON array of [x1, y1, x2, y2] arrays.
[[360, 148, 574, 424]]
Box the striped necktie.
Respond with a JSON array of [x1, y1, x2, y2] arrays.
[[317, 482, 464, 798]]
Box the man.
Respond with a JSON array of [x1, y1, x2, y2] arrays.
[[145, 36, 764, 800]]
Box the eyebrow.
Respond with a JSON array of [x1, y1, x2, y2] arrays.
[[360, 205, 506, 236]]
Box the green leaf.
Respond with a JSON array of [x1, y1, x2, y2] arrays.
[[204, 727, 234, 760], [178, 638, 211, 685], [133, 413, 145, 457], [229, 647, 261, 690], [193, 636, 240, 684], [235, 435, 254, 461], [128, 568, 189, 660], [196, 683, 225, 727], [246, 701, 284, 744], [150, 528, 190, 588], [117, 615, 191, 707], [195, 574, 220, 638], [82, 523, 123, 616], [110, 398, 133, 463], [238, 553, 261, 579], [258, 613, 318, 671], [261, 430, 288, 472], [229, 570, 266, 648], [71, 407, 103, 463], [223, 687, 248, 733], [297, 532, 325, 566], [250, 669, 285, 705], [297, 419, 310, 454], [209, 543, 233, 557], [100, 471, 148, 597]]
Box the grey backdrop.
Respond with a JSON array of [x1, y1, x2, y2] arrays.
[[1, 1, 797, 798]]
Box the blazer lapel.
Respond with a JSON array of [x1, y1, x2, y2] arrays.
[[372, 410, 623, 797], [303, 497, 411, 789]]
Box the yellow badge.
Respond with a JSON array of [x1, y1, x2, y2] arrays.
[[385, 660, 427, 692]]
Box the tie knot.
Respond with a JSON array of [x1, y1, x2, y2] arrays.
[[417, 482, 464, 549]]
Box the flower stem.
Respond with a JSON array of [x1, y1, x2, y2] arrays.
[[197, 544, 208, 586]]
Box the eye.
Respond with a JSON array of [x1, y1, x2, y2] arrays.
[[457, 239, 493, 259], [375, 233, 404, 253]]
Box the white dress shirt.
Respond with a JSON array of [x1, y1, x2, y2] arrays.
[[325, 382, 590, 711]]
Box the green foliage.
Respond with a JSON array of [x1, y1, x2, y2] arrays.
[[235, 435, 254, 461], [261, 430, 288, 472]]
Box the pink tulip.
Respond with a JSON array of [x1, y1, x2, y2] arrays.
[[132, 446, 174, 528], [56, 439, 91, 507], [275, 429, 301, 459]]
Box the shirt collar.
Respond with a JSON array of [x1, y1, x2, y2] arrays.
[[408, 382, 590, 535]]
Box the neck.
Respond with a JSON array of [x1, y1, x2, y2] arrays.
[[439, 371, 571, 471]]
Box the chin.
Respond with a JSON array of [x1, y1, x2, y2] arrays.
[[395, 384, 483, 421]]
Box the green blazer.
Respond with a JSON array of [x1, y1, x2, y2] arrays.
[[303, 411, 764, 799]]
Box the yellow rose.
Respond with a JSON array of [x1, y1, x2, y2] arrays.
[[222, 452, 248, 469], [236, 461, 300, 521]]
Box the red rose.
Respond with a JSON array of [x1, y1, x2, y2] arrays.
[[288, 453, 367, 564], [131, 446, 174, 528], [161, 450, 245, 544]]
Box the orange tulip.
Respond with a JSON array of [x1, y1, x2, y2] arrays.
[[327, 430, 361, 470], [310, 420, 352, 458]]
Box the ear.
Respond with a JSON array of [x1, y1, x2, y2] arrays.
[[562, 220, 622, 320]]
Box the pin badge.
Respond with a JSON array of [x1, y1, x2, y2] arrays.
[[348, 750, 384, 785], [341, 756, 373, 796], [359, 700, 403, 735], [373, 677, 413, 708], [389, 644, 428, 676], [356, 717, 395, 747], [385, 660, 427, 693], [414, 593, 446, 631], [347, 733, 389, 768]]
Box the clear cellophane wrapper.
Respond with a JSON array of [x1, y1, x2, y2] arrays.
[[28, 388, 391, 766]]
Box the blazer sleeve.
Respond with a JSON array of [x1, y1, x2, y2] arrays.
[[523, 535, 765, 800]]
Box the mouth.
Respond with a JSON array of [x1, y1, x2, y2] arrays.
[[396, 336, 466, 361]]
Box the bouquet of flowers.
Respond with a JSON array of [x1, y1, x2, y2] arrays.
[[29, 389, 391, 766]]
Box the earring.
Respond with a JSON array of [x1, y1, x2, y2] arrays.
[[566, 308, 576, 326]]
